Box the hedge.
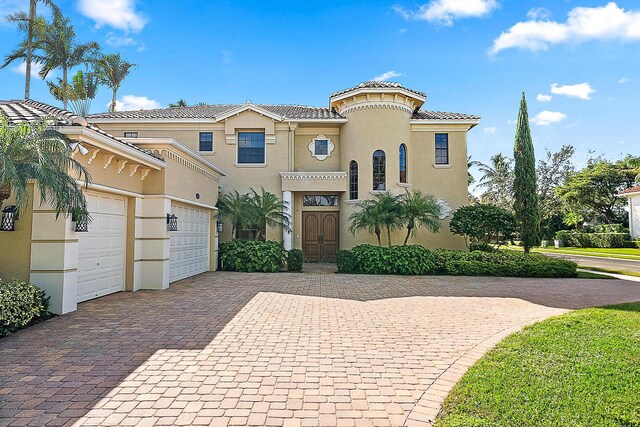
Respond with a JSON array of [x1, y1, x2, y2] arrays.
[[555, 231, 629, 248], [337, 245, 577, 278], [219, 240, 286, 272], [287, 249, 304, 272], [1, 280, 50, 337]]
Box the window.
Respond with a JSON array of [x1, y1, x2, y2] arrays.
[[315, 140, 328, 156], [124, 132, 138, 138], [349, 161, 359, 200], [435, 133, 449, 165], [399, 144, 407, 183], [199, 132, 213, 151], [303, 195, 339, 206], [372, 150, 386, 191], [308, 135, 334, 160], [237, 132, 265, 164]]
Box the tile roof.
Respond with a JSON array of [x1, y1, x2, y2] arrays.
[[87, 104, 346, 120], [620, 185, 640, 195], [330, 81, 427, 99], [411, 110, 480, 120], [0, 99, 163, 160]]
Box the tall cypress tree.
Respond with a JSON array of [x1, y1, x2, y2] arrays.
[[513, 92, 540, 253]]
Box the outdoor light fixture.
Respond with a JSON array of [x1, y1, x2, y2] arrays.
[[216, 220, 224, 233], [167, 214, 178, 231], [69, 142, 89, 155], [72, 210, 89, 233], [0, 206, 18, 231]]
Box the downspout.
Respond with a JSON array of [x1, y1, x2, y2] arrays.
[[288, 120, 294, 172]]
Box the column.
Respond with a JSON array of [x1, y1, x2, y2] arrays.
[[282, 190, 293, 250], [133, 197, 170, 290]]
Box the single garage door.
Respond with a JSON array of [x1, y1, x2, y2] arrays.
[[169, 204, 210, 283], [77, 192, 126, 302]]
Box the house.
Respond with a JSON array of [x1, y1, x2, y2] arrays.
[[0, 100, 225, 314], [89, 81, 480, 261], [620, 185, 640, 239]]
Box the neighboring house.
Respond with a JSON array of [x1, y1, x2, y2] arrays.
[[89, 82, 480, 261], [620, 185, 640, 239], [0, 100, 226, 314]]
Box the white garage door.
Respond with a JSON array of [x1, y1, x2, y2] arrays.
[[77, 192, 126, 303], [169, 204, 210, 283]]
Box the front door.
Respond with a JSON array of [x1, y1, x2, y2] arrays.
[[303, 212, 339, 262]]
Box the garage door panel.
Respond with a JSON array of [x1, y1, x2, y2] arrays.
[[169, 205, 210, 283]]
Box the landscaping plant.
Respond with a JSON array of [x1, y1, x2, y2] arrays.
[[449, 204, 515, 249], [0, 279, 50, 337], [287, 249, 303, 272], [219, 240, 286, 272]]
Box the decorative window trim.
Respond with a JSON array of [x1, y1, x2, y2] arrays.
[[433, 164, 452, 169], [398, 182, 412, 188], [436, 198, 453, 219], [308, 135, 335, 161]]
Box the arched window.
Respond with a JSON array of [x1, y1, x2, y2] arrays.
[[349, 161, 359, 200], [372, 150, 386, 191], [399, 144, 407, 183]]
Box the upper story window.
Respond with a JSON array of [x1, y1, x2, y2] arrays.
[[124, 132, 138, 138], [237, 131, 265, 164], [303, 195, 339, 206], [349, 160, 358, 200], [435, 133, 449, 165], [372, 150, 386, 191], [199, 132, 213, 152], [399, 144, 407, 183], [308, 134, 334, 161]]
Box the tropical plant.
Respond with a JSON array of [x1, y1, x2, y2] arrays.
[[349, 193, 404, 246], [467, 155, 481, 185], [1, 0, 61, 99], [169, 99, 188, 107], [216, 190, 251, 238], [513, 92, 540, 253], [0, 116, 90, 218], [449, 204, 515, 249], [621, 155, 640, 183], [94, 53, 136, 113], [563, 211, 584, 231], [31, 13, 100, 110], [47, 70, 98, 116], [399, 189, 441, 245], [246, 187, 291, 241], [476, 153, 514, 210]]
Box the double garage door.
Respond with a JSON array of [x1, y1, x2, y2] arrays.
[[77, 192, 211, 303]]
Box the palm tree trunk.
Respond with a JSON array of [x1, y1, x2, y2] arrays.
[[375, 228, 381, 246], [403, 226, 412, 246], [0, 183, 12, 210], [25, 0, 36, 99], [387, 227, 392, 247], [110, 90, 117, 112], [62, 66, 68, 110]]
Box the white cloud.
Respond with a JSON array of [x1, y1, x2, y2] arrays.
[[394, 0, 499, 26], [372, 71, 403, 81], [483, 126, 497, 134], [112, 95, 160, 111], [531, 110, 567, 126], [0, 0, 26, 19], [105, 32, 145, 51], [550, 82, 595, 100], [527, 7, 550, 20], [77, 0, 147, 32], [536, 93, 552, 102], [491, 2, 640, 54], [11, 61, 43, 77], [618, 76, 631, 84]]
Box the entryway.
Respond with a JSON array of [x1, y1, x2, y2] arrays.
[[303, 211, 339, 262]]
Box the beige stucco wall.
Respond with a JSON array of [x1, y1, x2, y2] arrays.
[[294, 127, 341, 172], [0, 184, 34, 282]]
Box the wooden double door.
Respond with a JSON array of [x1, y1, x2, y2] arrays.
[[303, 211, 339, 262]]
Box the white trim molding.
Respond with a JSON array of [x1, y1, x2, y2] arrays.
[[308, 135, 335, 161], [280, 172, 347, 181]]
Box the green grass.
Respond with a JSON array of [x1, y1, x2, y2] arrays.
[[508, 245, 640, 260], [580, 266, 640, 278], [576, 271, 616, 279], [435, 302, 640, 427]]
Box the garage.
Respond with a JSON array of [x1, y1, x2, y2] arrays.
[[169, 204, 211, 283], [77, 192, 127, 303]]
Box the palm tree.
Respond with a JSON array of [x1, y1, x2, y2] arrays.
[[476, 153, 514, 210], [47, 70, 98, 116], [31, 13, 100, 110], [216, 190, 251, 238], [1, 0, 61, 99], [95, 53, 137, 113], [169, 99, 188, 108], [348, 199, 383, 246], [0, 116, 90, 218], [348, 193, 403, 246], [623, 155, 640, 183], [246, 188, 291, 241], [467, 155, 481, 185], [399, 189, 442, 245]]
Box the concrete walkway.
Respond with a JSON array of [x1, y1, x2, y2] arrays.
[[2, 271, 640, 427]]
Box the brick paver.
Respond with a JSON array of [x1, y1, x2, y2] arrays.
[[2, 268, 640, 426]]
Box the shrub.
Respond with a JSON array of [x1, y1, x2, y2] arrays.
[[555, 231, 629, 248], [1, 280, 50, 337], [449, 204, 515, 249], [592, 223, 629, 234], [219, 240, 285, 272], [287, 249, 303, 272], [623, 241, 640, 249], [339, 245, 436, 275], [468, 242, 496, 252]]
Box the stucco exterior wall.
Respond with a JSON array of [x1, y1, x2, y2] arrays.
[[0, 184, 34, 282], [294, 127, 341, 172], [630, 195, 640, 239]]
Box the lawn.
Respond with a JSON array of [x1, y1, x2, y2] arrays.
[[539, 247, 640, 260], [435, 302, 640, 427]]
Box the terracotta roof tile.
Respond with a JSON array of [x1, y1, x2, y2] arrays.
[[620, 185, 640, 195], [330, 81, 427, 99], [411, 110, 480, 120]]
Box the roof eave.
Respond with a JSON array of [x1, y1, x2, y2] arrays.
[[330, 87, 426, 105]]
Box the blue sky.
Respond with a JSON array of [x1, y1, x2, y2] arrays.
[[0, 0, 639, 172]]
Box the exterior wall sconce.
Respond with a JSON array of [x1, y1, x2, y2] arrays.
[[167, 214, 178, 231], [72, 210, 89, 233], [0, 206, 18, 231], [216, 221, 224, 233]]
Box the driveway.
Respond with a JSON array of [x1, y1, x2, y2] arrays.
[[2, 270, 640, 427], [541, 251, 640, 273]]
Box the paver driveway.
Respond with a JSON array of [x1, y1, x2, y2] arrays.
[[2, 269, 640, 427]]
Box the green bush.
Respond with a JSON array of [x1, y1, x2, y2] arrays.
[[592, 223, 629, 233], [433, 250, 577, 278], [555, 231, 629, 248], [219, 240, 286, 272], [287, 249, 303, 272], [623, 241, 640, 249], [468, 242, 496, 252], [449, 204, 515, 249], [1, 280, 50, 337], [338, 245, 436, 275]]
